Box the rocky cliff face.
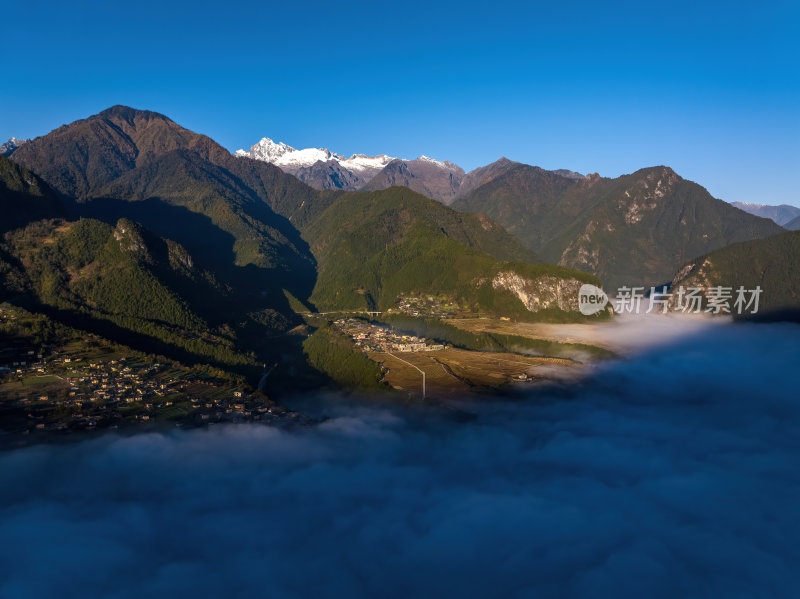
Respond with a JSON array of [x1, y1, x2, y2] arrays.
[[491, 271, 586, 312], [113, 219, 155, 262], [112, 218, 196, 277], [291, 160, 366, 190], [667, 258, 717, 308]]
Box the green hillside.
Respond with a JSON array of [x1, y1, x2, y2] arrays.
[[300, 187, 600, 318], [1, 218, 262, 370], [302, 325, 387, 391], [453, 165, 784, 290], [672, 230, 800, 314]]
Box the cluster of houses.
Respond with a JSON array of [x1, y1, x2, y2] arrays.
[[0, 307, 318, 436], [191, 396, 307, 427], [335, 319, 445, 353], [392, 294, 463, 318], [0, 343, 52, 376], [66, 359, 172, 404], [1, 348, 307, 433]]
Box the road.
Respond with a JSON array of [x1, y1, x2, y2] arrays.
[[383, 352, 426, 398]]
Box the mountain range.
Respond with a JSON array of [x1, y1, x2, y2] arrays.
[[231, 137, 800, 252], [3, 105, 798, 384], [234, 138, 592, 206], [451, 161, 784, 290], [235, 137, 470, 202], [2, 106, 606, 378], [738, 204, 800, 231], [731, 202, 800, 227], [235, 137, 394, 181]]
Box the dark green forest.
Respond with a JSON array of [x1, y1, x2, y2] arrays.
[[302, 325, 387, 391]]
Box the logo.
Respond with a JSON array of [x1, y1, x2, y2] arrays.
[[578, 284, 609, 315]]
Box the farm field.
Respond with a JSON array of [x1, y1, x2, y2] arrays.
[[367, 348, 576, 398]]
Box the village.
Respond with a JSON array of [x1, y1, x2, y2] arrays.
[[0, 342, 308, 436], [334, 318, 446, 354], [393, 294, 465, 318]]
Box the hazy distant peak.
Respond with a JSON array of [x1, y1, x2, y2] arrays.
[[730, 201, 800, 226]]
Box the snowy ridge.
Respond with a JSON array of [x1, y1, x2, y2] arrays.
[[340, 153, 396, 174], [235, 137, 458, 176], [234, 138, 337, 167], [235, 137, 394, 174], [235, 136, 471, 199], [0, 137, 28, 157], [416, 155, 461, 171]]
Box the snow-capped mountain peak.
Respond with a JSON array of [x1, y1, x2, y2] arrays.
[[340, 153, 395, 174], [235, 137, 397, 177], [236, 137, 346, 168], [416, 155, 460, 171], [234, 136, 464, 200], [0, 136, 29, 157]]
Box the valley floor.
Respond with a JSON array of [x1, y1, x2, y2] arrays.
[[368, 348, 575, 399], [448, 312, 729, 356], [363, 313, 731, 399]]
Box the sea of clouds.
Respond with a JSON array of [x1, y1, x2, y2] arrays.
[[1, 319, 799, 598]]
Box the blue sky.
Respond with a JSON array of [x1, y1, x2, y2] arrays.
[[1, 0, 798, 205]]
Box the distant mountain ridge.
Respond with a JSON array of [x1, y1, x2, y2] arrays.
[[785, 215, 800, 231], [731, 202, 800, 227], [361, 157, 466, 204], [452, 164, 784, 290], [455, 158, 521, 198], [10, 106, 317, 278], [235, 136, 467, 201], [234, 137, 395, 190], [235, 137, 585, 205]]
